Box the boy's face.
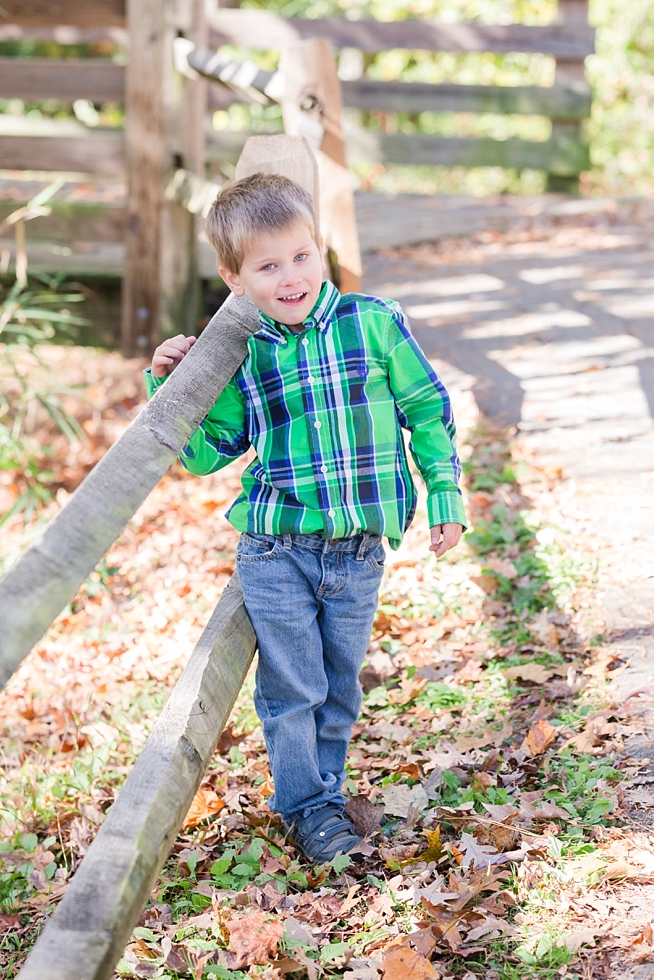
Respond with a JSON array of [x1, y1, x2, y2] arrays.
[[220, 220, 325, 327]]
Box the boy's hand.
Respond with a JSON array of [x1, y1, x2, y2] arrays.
[[430, 523, 463, 558], [151, 334, 196, 378]]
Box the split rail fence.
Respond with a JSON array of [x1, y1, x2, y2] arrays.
[[0, 0, 594, 354]]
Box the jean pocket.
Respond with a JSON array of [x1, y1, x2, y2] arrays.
[[237, 533, 280, 562], [365, 542, 386, 573]]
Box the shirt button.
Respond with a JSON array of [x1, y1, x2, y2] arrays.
[[302, 337, 309, 347], [320, 464, 328, 473], [328, 509, 336, 517], [314, 420, 322, 429], [307, 376, 315, 384]]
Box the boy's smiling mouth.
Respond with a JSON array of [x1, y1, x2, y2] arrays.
[[279, 292, 307, 305]]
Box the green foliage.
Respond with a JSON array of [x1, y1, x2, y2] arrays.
[[0, 189, 89, 526]]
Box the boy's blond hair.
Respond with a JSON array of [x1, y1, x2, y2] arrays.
[[205, 172, 318, 275]]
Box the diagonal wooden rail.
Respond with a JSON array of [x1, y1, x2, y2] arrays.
[[17, 574, 256, 980], [0, 292, 259, 690]]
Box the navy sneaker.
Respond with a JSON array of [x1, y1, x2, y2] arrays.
[[286, 803, 363, 863]]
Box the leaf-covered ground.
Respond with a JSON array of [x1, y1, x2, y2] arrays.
[[1, 350, 653, 980]]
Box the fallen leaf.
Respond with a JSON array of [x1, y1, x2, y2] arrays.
[[344, 956, 383, 980], [225, 913, 284, 968], [381, 944, 440, 979], [344, 794, 384, 837], [455, 718, 512, 752], [456, 832, 499, 870], [482, 803, 519, 822], [524, 719, 557, 755], [504, 663, 555, 685], [485, 557, 518, 579], [557, 928, 598, 953], [530, 610, 559, 648], [380, 783, 429, 818], [0, 913, 21, 933], [182, 787, 225, 830]]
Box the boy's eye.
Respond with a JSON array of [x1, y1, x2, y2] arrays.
[[294, 252, 308, 262], [260, 263, 276, 272]]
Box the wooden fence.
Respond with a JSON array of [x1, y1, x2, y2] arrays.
[[0, 1, 593, 353]]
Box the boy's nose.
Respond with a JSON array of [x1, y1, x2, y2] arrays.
[[279, 264, 301, 286]]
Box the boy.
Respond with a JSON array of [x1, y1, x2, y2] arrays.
[[145, 173, 466, 862]]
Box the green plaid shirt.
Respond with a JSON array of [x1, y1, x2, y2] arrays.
[[145, 281, 466, 549]]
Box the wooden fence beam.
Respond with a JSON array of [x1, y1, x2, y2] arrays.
[[0, 58, 125, 103], [0, 1, 126, 28], [17, 574, 256, 980], [344, 129, 589, 174], [207, 7, 595, 58], [0, 117, 125, 175], [341, 79, 592, 120], [0, 293, 259, 691], [0, 26, 127, 43]]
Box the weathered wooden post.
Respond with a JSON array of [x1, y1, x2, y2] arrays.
[[279, 38, 362, 293], [122, 0, 207, 356], [547, 0, 591, 193]]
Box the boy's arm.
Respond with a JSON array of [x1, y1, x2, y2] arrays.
[[144, 369, 249, 475], [384, 305, 467, 531]]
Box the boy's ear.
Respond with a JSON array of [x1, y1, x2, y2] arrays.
[[318, 236, 327, 273], [219, 267, 245, 297]]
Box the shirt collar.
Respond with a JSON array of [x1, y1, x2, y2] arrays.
[[255, 280, 341, 345]]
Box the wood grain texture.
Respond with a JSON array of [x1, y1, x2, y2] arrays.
[[345, 129, 590, 174], [0, 58, 125, 103], [0, 293, 259, 691], [17, 574, 256, 980], [121, 0, 168, 354], [0, 1, 126, 28], [0, 127, 125, 175], [207, 8, 595, 58], [0, 26, 127, 43], [234, 134, 320, 226], [341, 79, 592, 119]]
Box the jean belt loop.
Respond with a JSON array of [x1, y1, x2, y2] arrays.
[[356, 533, 368, 561], [283, 534, 292, 550]]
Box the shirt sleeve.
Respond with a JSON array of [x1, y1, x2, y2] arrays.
[[383, 306, 467, 530], [143, 368, 249, 475]]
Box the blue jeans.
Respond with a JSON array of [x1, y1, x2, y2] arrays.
[[235, 531, 384, 822]]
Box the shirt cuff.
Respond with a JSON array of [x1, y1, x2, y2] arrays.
[[428, 491, 468, 531], [143, 367, 167, 399]]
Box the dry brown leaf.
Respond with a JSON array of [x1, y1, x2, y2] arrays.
[[456, 832, 499, 870], [455, 718, 512, 752], [225, 913, 284, 968], [504, 663, 555, 685], [482, 803, 519, 822], [602, 859, 647, 880], [182, 787, 225, 830], [380, 783, 429, 818], [523, 719, 557, 755], [0, 913, 21, 933], [530, 610, 559, 648], [485, 557, 518, 579], [344, 794, 384, 837], [558, 928, 598, 953], [381, 944, 440, 979]]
